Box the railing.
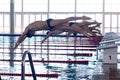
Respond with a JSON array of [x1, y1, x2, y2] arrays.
[[21, 51, 37, 80]]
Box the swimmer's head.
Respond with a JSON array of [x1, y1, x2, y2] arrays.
[[26, 29, 35, 38]]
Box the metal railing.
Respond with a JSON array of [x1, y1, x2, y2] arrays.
[[21, 51, 37, 80]]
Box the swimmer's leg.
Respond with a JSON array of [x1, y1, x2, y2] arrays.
[[59, 26, 92, 37], [49, 16, 91, 27]]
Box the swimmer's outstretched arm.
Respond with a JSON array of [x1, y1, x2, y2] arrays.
[[41, 30, 63, 44], [14, 28, 28, 49], [41, 32, 52, 44]]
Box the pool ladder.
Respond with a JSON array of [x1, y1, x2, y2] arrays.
[[21, 51, 37, 80], [0, 76, 1, 80]]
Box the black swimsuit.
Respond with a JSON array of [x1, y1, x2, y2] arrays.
[[69, 22, 75, 26], [69, 22, 77, 36], [46, 19, 55, 31]]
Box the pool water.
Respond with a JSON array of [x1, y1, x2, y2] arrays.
[[0, 35, 98, 80]]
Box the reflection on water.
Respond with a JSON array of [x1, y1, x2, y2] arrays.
[[61, 64, 91, 80], [9, 37, 15, 67], [0, 36, 98, 80]]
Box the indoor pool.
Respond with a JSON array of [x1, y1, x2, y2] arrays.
[[0, 34, 98, 80]]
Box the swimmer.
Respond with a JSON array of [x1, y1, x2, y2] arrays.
[[14, 16, 91, 49], [41, 21, 102, 44]]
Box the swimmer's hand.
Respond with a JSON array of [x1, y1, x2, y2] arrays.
[[13, 42, 20, 50]]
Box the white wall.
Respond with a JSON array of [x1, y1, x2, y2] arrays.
[[103, 47, 117, 63]]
